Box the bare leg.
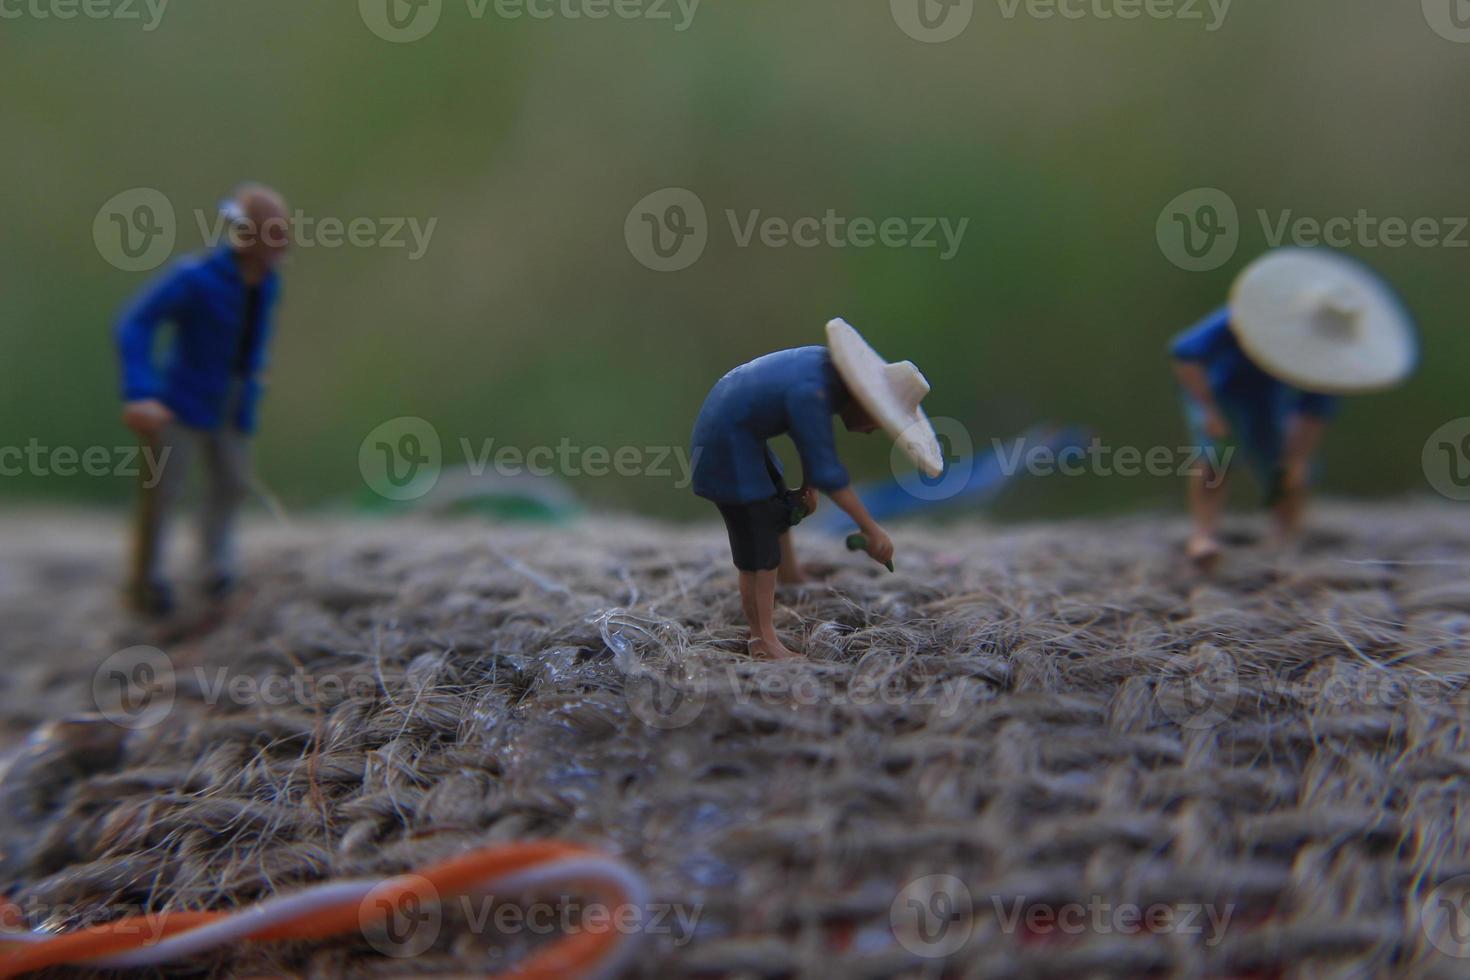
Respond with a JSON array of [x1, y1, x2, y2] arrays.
[[740, 569, 800, 659], [128, 424, 192, 612], [1270, 417, 1326, 548], [737, 570, 760, 641], [1186, 464, 1228, 568], [200, 425, 251, 590], [776, 531, 806, 585], [1272, 479, 1308, 547]]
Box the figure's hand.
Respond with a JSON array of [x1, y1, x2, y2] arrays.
[[122, 399, 174, 439], [798, 485, 819, 517], [1202, 409, 1231, 441], [861, 525, 894, 566]]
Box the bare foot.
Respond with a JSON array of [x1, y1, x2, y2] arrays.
[[748, 636, 802, 660], [1186, 534, 1222, 572]]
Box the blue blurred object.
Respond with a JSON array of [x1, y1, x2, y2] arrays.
[[805, 425, 1092, 533]]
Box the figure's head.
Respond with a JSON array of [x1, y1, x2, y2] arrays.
[[825, 318, 945, 478], [225, 184, 290, 277], [839, 396, 879, 434]]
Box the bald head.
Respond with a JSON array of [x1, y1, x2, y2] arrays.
[[235, 183, 288, 228], [227, 183, 290, 278]]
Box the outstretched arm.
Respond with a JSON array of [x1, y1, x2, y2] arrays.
[[1172, 359, 1229, 440], [1170, 308, 1233, 440], [827, 486, 893, 565], [785, 384, 849, 496], [115, 266, 192, 437]]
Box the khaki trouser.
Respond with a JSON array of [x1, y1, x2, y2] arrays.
[[129, 420, 252, 590]]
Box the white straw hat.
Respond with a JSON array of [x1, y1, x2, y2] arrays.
[[825, 318, 945, 478], [1228, 249, 1417, 395]]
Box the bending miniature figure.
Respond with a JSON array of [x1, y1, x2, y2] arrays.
[[1171, 248, 1416, 566], [692, 318, 944, 659], [115, 184, 290, 616]]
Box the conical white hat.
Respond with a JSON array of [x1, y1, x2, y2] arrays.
[[825, 318, 944, 478], [1229, 249, 1417, 395]]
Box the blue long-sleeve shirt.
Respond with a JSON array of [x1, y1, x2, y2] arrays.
[[1170, 307, 1337, 420], [691, 346, 852, 504], [115, 246, 281, 433]]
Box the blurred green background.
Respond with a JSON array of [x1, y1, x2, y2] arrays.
[[1, 0, 1464, 520]]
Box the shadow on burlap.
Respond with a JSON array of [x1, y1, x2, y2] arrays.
[[0, 504, 1468, 977]]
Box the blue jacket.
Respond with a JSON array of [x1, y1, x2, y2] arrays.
[[115, 247, 281, 433], [1171, 306, 1337, 420], [691, 346, 852, 504]]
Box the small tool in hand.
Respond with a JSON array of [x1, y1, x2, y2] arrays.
[[786, 490, 810, 527], [846, 533, 895, 573]]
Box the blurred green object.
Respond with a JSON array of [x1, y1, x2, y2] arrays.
[[846, 533, 894, 573]]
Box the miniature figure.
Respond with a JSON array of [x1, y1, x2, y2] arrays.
[[115, 184, 290, 615], [692, 318, 944, 659], [1171, 248, 1416, 566]]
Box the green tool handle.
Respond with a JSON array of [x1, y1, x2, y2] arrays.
[[846, 534, 895, 573]]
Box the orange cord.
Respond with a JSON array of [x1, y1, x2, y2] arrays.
[[0, 842, 630, 978]]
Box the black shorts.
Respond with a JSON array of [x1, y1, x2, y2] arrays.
[[716, 495, 798, 572]]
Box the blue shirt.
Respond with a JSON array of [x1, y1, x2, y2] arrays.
[[115, 247, 281, 433], [691, 346, 852, 504], [1170, 307, 1337, 420]]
